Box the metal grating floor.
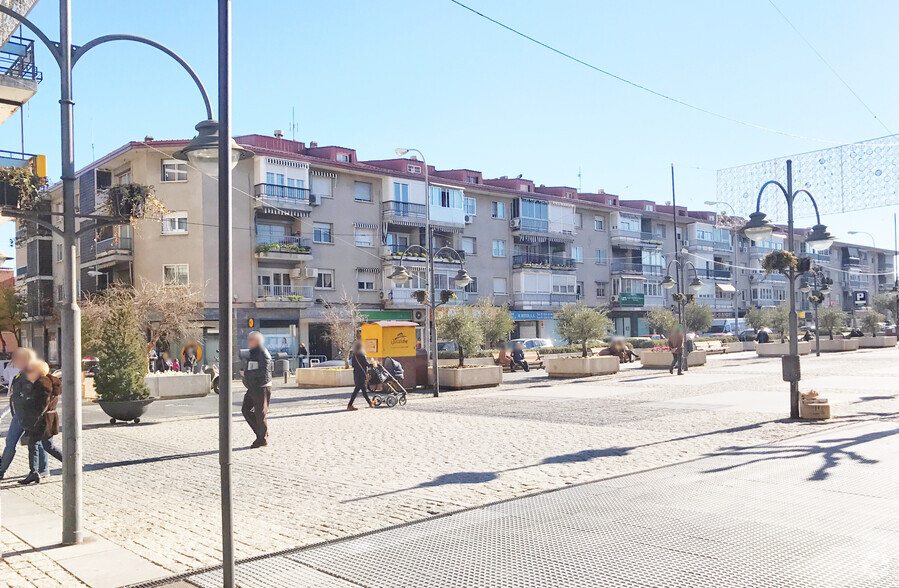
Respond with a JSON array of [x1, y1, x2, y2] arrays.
[[144, 419, 899, 587]]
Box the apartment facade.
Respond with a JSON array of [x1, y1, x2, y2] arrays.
[[15, 132, 894, 365]]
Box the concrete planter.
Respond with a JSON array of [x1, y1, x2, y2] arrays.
[[725, 342, 756, 353], [437, 356, 495, 367], [145, 373, 210, 399], [756, 342, 812, 357], [545, 356, 619, 378], [437, 365, 502, 390], [817, 338, 860, 352], [858, 335, 898, 348], [295, 367, 354, 388], [641, 350, 706, 369]]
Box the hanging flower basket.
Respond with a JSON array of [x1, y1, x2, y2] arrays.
[[0, 166, 46, 210], [761, 250, 798, 276], [440, 289, 457, 304], [671, 292, 686, 302], [102, 183, 167, 220], [412, 290, 429, 304]]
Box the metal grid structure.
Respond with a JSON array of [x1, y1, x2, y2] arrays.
[[717, 135, 899, 221], [139, 419, 898, 588]]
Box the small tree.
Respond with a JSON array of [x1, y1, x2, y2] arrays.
[[861, 311, 885, 337], [0, 282, 25, 352], [818, 306, 847, 340], [436, 305, 484, 367], [872, 292, 898, 322], [322, 292, 364, 368], [93, 293, 150, 401], [133, 279, 203, 355], [645, 306, 677, 336], [769, 303, 790, 342], [684, 302, 713, 334], [556, 303, 611, 357], [476, 299, 514, 348], [744, 307, 770, 332]]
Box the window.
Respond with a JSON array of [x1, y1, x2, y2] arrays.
[[643, 281, 661, 297], [96, 224, 114, 241], [492, 239, 506, 257], [163, 264, 189, 285], [337, 153, 350, 162], [594, 216, 605, 231], [57, 285, 63, 302], [464, 277, 478, 293], [354, 227, 374, 247], [407, 164, 422, 174], [162, 211, 188, 235], [393, 182, 409, 201], [315, 269, 334, 289], [466, 176, 479, 184], [596, 282, 607, 297], [56, 243, 62, 262], [430, 186, 463, 209], [311, 176, 332, 198], [357, 276, 375, 291], [161, 159, 188, 182], [492, 201, 506, 219], [313, 222, 333, 244], [576, 281, 584, 299], [595, 249, 607, 264], [493, 277, 507, 295], [656, 224, 666, 238], [571, 247, 583, 263], [461, 236, 477, 255], [354, 182, 372, 202], [464, 197, 477, 216], [116, 169, 132, 185], [645, 205, 654, 211], [574, 213, 583, 229]]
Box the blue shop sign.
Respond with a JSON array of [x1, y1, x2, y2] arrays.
[[511, 311, 554, 321]]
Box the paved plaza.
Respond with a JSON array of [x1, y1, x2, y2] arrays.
[[1, 348, 897, 587]]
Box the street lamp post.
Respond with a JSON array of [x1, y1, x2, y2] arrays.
[[661, 260, 703, 372], [740, 160, 835, 419], [705, 199, 742, 335], [388, 244, 472, 396], [799, 267, 832, 357]]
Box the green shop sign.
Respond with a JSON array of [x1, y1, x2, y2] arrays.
[[618, 293, 645, 307], [360, 310, 412, 321]]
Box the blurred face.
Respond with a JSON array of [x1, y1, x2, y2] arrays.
[[25, 365, 41, 382], [248, 334, 262, 349]]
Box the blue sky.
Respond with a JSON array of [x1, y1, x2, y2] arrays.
[[4, 0, 899, 263]]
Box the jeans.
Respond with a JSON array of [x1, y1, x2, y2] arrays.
[[511, 360, 529, 372], [1, 417, 48, 476], [27, 435, 62, 474], [348, 378, 372, 407], [670, 351, 683, 375]]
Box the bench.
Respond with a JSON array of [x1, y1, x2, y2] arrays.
[[693, 340, 725, 354], [492, 351, 544, 371]]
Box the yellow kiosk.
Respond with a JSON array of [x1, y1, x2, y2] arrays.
[[360, 321, 425, 387]]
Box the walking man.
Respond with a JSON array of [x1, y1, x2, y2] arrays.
[[241, 331, 272, 448], [668, 327, 685, 376]]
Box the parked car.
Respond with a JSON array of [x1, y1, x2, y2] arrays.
[[737, 329, 757, 342], [506, 338, 553, 350], [436, 341, 459, 352]]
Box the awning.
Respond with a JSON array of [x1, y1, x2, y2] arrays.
[[310, 169, 336, 178], [354, 222, 379, 229], [260, 206, 309, 218], [716, 283, 736, 292], [356, 267, 380, 273]]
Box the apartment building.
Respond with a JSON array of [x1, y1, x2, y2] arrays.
[[15, 132, 894, 365]]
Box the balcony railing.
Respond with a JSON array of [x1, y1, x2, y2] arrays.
[[707, 299, 738, 309], [689, 239, 732, 252], [256, 235, 312, 254], [750, 271, 786, 283], [385, 243, 465, 262], [383, 200, 427, 219], [0, 36, 41, 82], [512, 253, 575, 271], [609, 229, 663, 244], [609, 262, 663, 276], [256, 285, 314, 299], [96, 237, 133, 255], [389, 288, 466, 304], [697, 268, 733, 280], [255, 183, 310, 206], [511, 292, 578, 307]]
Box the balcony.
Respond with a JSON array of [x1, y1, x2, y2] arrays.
[[255, 284, 314, 309], [511, 292, 578, 309], [254, 183, 311, 213], [0, 36, 41, 126], [383, 243, 465, 264], [750, 271, 787, 284], [706, 298, 738, 310], [255, 235, 313, 262], [382, 200, 428, 227], [749, 245, 780, 257], [510, 217, 575, 241], [512, 253, 575, 271], [609, 262, 663, 277], [15, 223, 51, 245], [697, 268, 733, 280], [689, 239, 732, 252], [609, 229, 662, 248], [90, 236, 133, 269]]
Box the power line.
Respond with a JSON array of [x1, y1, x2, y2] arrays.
[[447, 0, 838, 144], [767, 0, 892, 135]]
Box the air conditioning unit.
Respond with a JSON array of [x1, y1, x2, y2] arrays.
[[309, 194, 319, 206], [464, 214, 473, 224], [289, 268, 305, 279], [305, 267, 318, 279], [378, 290, 386, 300], [412, 308, 427, 323], [610, 295, 619, 303], [510, 218, 521, 229]]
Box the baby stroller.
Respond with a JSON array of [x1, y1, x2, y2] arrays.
[[367, 357, 408, 408]]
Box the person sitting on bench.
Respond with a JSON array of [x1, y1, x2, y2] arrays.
[[510, 341, 530, 372]]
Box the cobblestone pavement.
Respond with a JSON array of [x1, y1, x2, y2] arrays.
[[2, 349, 897, 586]]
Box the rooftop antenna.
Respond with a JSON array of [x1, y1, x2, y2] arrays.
[[577, 167, 582, 192], [290, 107, 300, 141]]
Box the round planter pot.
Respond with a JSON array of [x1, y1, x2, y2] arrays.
[[97, 398, 155, 424]]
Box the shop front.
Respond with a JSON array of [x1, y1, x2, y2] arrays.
[[511, 311, 558, 343]]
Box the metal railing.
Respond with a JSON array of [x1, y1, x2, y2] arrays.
[[609, 229, 663, 245], [512, 253, 575, 270], [511, 292, 578, 306], [697, 268, 733, 280], [0, 36, 41, 81], [255, 183, 310, 205], [689, 239, 732, 252], [256, 284, 314, 299], [383, 200, 427, 219], [255, 235, 311, 253], [96, 236, 133, 255], [385, 243, 465, 261]]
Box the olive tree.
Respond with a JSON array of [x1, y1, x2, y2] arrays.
[[476, 299, 514, 348], [817, 306, 848, 340], [872, 292, 898, 322], [860, 311, 885, 337], [645, 306, 677, 336], [322, 292, 365, 368], [769, 303, 790, 342], [556, 303, 612, 357], [684, 302, 713, 335], [744, 307, 770, 332], [436, 305, 484, 367]]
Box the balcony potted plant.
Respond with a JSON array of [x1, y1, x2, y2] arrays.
[[545, 303, 619, 377], [102, 183, 166, 220], [435, 303, 502, 389], [0, 165, 46, 210]]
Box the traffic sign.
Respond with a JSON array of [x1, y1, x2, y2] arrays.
[[854, 291, 868, 306]]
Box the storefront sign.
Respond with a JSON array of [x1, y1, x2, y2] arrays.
[[511, 311, 554, 320], [360, 310, 413, 321], [618, 293, 645, 307]]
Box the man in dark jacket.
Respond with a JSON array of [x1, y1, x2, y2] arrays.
[[298, 343, 309, 368], [756, 329, 770, 344], [510, 341, 530, 372], [241, 332, 272, 448], [668, 327, 685, 375]]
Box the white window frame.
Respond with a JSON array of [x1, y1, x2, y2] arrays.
[[461, 236, 477, 255], [492, 201, 506, 219], [493, 277, 507, 295], [407, 164, 422, 174], [354, 181, 372, 202], [357, 275, 375, 291], [315, 269, 335, 290], [354, 227, 374, 248], [336, 153, 350, 162], [464, 277, 478, 293], [572, 247, 583, 263], [161, 211, 189, 235], [594, 216, 605, 231], [162, 264, 189, 286], [492, 239, 506, 257], [574, 212, 583, 229], [313, 222, 333, 244], [464, 197, 477, 216], [595, 249, 607, 264], [161, 159, 188, 183]]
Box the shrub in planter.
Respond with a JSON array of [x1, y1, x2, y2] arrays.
[[861, 311, 885, 337], [556, 303, 611, 357], [93, 296, 150, 402], [762, 250, 798, 276], [0, 165, 47, 210], [818, 307, 848, 340]]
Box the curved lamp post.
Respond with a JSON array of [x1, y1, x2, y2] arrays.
[[0, 5, 252, 584], [798, 267, 832, 356], [388, 244, 471, 397], [661, 259, 703, 372], [740, 159, 835, 419]]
